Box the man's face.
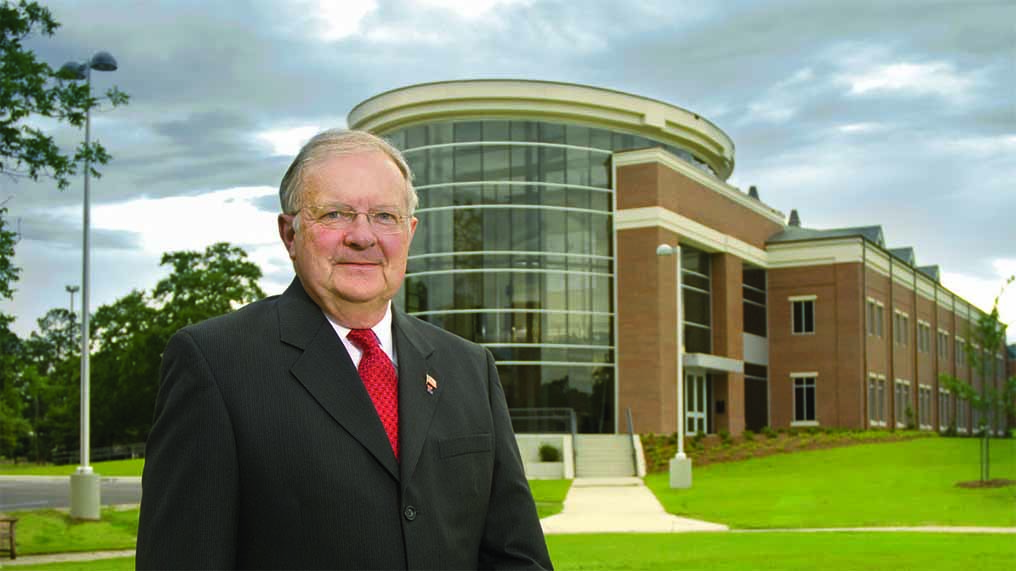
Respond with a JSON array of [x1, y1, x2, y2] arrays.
[[279, 150, 417, 325]]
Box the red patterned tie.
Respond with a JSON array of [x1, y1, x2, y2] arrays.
[[347, 329, 399, 460]]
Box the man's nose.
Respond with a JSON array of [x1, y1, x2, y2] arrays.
[[342, 214, 377, 248]]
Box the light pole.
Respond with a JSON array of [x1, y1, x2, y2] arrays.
[[656, 243, 692, 488], [66, 284, 80, 315], [60, 50, 118, 521]]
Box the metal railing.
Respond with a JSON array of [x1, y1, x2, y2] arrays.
[[625, 407, 639, 476], [51, 442, 146, 466], [509, 407, 578, 471]]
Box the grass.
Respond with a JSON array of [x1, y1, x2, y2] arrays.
[[8, 533, 1016, 571], [0, 459, 144, 477], [529, 479, 572, 518], [10, 507, 138, 556], [646, 437, 1016, 528]]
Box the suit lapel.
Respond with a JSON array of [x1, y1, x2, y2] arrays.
[[278, 279, 399, 480], [393, 309, 439, 486]]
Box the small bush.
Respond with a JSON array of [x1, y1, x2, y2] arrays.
[[742, 429, 756, 442], [538, 443, 562, 462], [718, 431, 732, 445], [761, 426, 778, 439]]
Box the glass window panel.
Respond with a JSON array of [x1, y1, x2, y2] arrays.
[[540, 146, 566, 184], [540, 123, 565, 143], [454, 145, 483, 182], [683, 289, 711, 326], [483, 145, 510, 181], [684, 325, 711, 353], [565, 125, 590, 147], [429, 122, 453, 145], [406, 125, 428, 149], [454, 121, 483, 142], [589, 128, 612, 151], [566, 148, 591, 188], [387, 129, 406, 150], [484, 121, 509, 141], [452, 209, 483, 251], [567, 212, 591, 255], [429, 147, 453, 186]]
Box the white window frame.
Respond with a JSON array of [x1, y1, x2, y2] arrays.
[[918, 384, 932, 430], [866, 298, 884, 337], [938, 388, 951, 431], [937, 329, 949, 361], [894, 379, 912, 429], [790, 295, 816, 335], [790, 372, 818, 426], [893, 310, 910, 346], [868, 373, 887, 427], [917, 320, 931, 353]]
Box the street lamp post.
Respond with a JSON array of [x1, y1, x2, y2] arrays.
[[60, 51, 118, 521], [656, 243, 692, 488], [66, 284, 79, 315]]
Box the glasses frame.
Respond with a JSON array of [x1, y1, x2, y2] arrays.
[[295, 203, 411, 234]]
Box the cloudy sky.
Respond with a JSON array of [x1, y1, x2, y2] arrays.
[[2, 0, 1014, 342]]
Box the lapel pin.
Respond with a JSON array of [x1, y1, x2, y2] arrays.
[[425, 374, 438, 395]]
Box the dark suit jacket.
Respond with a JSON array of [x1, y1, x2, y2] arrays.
[[136, 279, 552, 570]]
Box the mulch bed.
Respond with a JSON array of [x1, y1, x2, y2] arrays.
[[955, 479, 1016, 489]]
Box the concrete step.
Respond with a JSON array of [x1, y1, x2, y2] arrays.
[[574, 434, 637, 478]]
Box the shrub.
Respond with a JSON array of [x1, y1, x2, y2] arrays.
[[538, 443, 561, 462], [742, 429, 756, 442], [719, 431, 732, 445], [761, 426, 778, 439]]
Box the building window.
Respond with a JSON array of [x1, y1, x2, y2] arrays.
[[868, 374, 887, 427], [957, 398, 968, 433], [937, 330, 949, 361], [938, 389, 952, 431], [742, 268, 767, 337], [894, 379, 912, 428], [917, 321, 931, 353], [791, 296, 816, 335], [918, 385, 932, 429], [682, 246, 712, 353], [792, 373, 817, 424], [893, 311, 909, 346], [867, 298, 884, 337], [956, 337, 966, 367]]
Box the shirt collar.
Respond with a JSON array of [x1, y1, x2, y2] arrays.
[[325, 302, 395, 364]]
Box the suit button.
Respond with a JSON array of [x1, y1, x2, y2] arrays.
[[403, 505, 417, 521]]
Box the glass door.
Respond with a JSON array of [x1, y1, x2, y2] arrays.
[[686, 371, 708, 435]]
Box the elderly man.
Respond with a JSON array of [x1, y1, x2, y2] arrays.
[[136, 130, 552, 570]]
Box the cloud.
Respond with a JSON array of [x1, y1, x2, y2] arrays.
[[942, 259, 1016, 342], [838, 61, 975, 100], [311, 0, 379, 41], [257, 125, 322, 157]]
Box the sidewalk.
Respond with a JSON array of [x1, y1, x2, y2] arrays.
[[1, 550, 134, 567], [540, 477, 729, 534]]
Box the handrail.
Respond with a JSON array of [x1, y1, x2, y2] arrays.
[[625, 407, 638, 476]]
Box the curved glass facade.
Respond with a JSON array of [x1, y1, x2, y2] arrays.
[[385, 119, 711, 433]]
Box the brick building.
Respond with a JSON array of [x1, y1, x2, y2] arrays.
[[348, 80, 1011, 436]]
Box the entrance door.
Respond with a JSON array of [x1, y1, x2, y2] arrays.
[[686, 371, 708, 435]]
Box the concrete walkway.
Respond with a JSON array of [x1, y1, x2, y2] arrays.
[[541, 477, 728, 534], [2, 549, 135, 567]]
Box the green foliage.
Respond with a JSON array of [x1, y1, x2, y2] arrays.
[[0, 0, 129, 189], [538, 443, 562, 462], [0, 207, 28, 459], [761, 426, 778, 439], [2, 240, 265, 462]]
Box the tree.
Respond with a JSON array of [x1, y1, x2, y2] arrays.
[[85, 242, 265, 448], [940, 275, 1016, 483], [1, 0, 129, 189], [0, 205, 29, 459]]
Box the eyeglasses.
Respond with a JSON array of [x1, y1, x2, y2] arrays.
[[297, 204, 409, 234]]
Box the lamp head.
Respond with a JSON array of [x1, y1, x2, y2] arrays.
[[89, 51, 118, 72], [656, 244, 676, 257]]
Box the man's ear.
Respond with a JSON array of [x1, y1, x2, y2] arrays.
[[278, 214, 297, 259]]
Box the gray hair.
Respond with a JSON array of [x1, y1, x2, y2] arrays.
[[279, 129, 417, 220]]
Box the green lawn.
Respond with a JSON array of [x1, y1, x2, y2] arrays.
[[11, 507, 138, 556], [529, 479, 572, 518], [8, 533, 1016, 571], [0, 459, 144, 477], [646, 437, 1016, 528]]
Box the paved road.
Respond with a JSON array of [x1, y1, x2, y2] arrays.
[[0, 476, 142, 511]]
